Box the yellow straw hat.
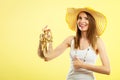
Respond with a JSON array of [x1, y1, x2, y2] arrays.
[[66, 7, 107, 36]]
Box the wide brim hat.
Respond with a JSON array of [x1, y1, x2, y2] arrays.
[[66, 7, 107, 36]]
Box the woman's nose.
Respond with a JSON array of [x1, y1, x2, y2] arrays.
[[80, 18, 85, 23]]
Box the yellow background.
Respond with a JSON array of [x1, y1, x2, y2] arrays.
[[0, 0, 120, 80]]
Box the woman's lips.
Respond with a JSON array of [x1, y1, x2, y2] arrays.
[[78, 24, 86, 28]]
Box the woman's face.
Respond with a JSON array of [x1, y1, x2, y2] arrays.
[[77, 12, 89, 32]]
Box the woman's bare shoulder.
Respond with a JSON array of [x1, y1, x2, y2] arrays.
[[66, 35, 74, 40], [96, 37, 106, 50], [96, 37, 104, 45], [64, 35, 75, 46]]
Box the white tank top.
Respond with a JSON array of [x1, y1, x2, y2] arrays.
[[67, 39, 97, 80]]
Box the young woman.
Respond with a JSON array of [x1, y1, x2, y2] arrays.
[[38, 7, 110, 80]]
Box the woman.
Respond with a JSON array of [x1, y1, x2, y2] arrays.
[[38, 7, 110, 80]]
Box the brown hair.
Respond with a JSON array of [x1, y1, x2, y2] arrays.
[[74, 11, 97, 49]]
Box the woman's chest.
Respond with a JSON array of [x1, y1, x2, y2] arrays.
[[70, 47, 97, 63]]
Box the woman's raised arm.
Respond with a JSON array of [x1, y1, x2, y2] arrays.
[[38, 26, 74, 61]]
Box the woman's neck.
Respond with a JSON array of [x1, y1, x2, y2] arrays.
[[81, 31, 87, 39]]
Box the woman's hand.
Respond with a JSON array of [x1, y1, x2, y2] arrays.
[[38, 25, 53, 60], [73, 56, 84, 69], [42, 25, 52, 42]]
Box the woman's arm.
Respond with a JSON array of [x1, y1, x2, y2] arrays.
[[73, 38, 111, 75], [39, 36, 74, 61]]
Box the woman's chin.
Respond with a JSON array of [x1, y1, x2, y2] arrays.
[[79, 28, 88, 32]]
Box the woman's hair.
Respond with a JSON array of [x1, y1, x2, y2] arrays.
[[74, 11, 97, 49]]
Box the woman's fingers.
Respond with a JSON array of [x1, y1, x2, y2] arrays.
[[40, 25, 53, 42], [42, 25, 51, 32], [73, 56, 79, 60], [42, 25, 47, 31]]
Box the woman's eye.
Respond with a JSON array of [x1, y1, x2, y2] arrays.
[[77, 17, 82, 20]]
